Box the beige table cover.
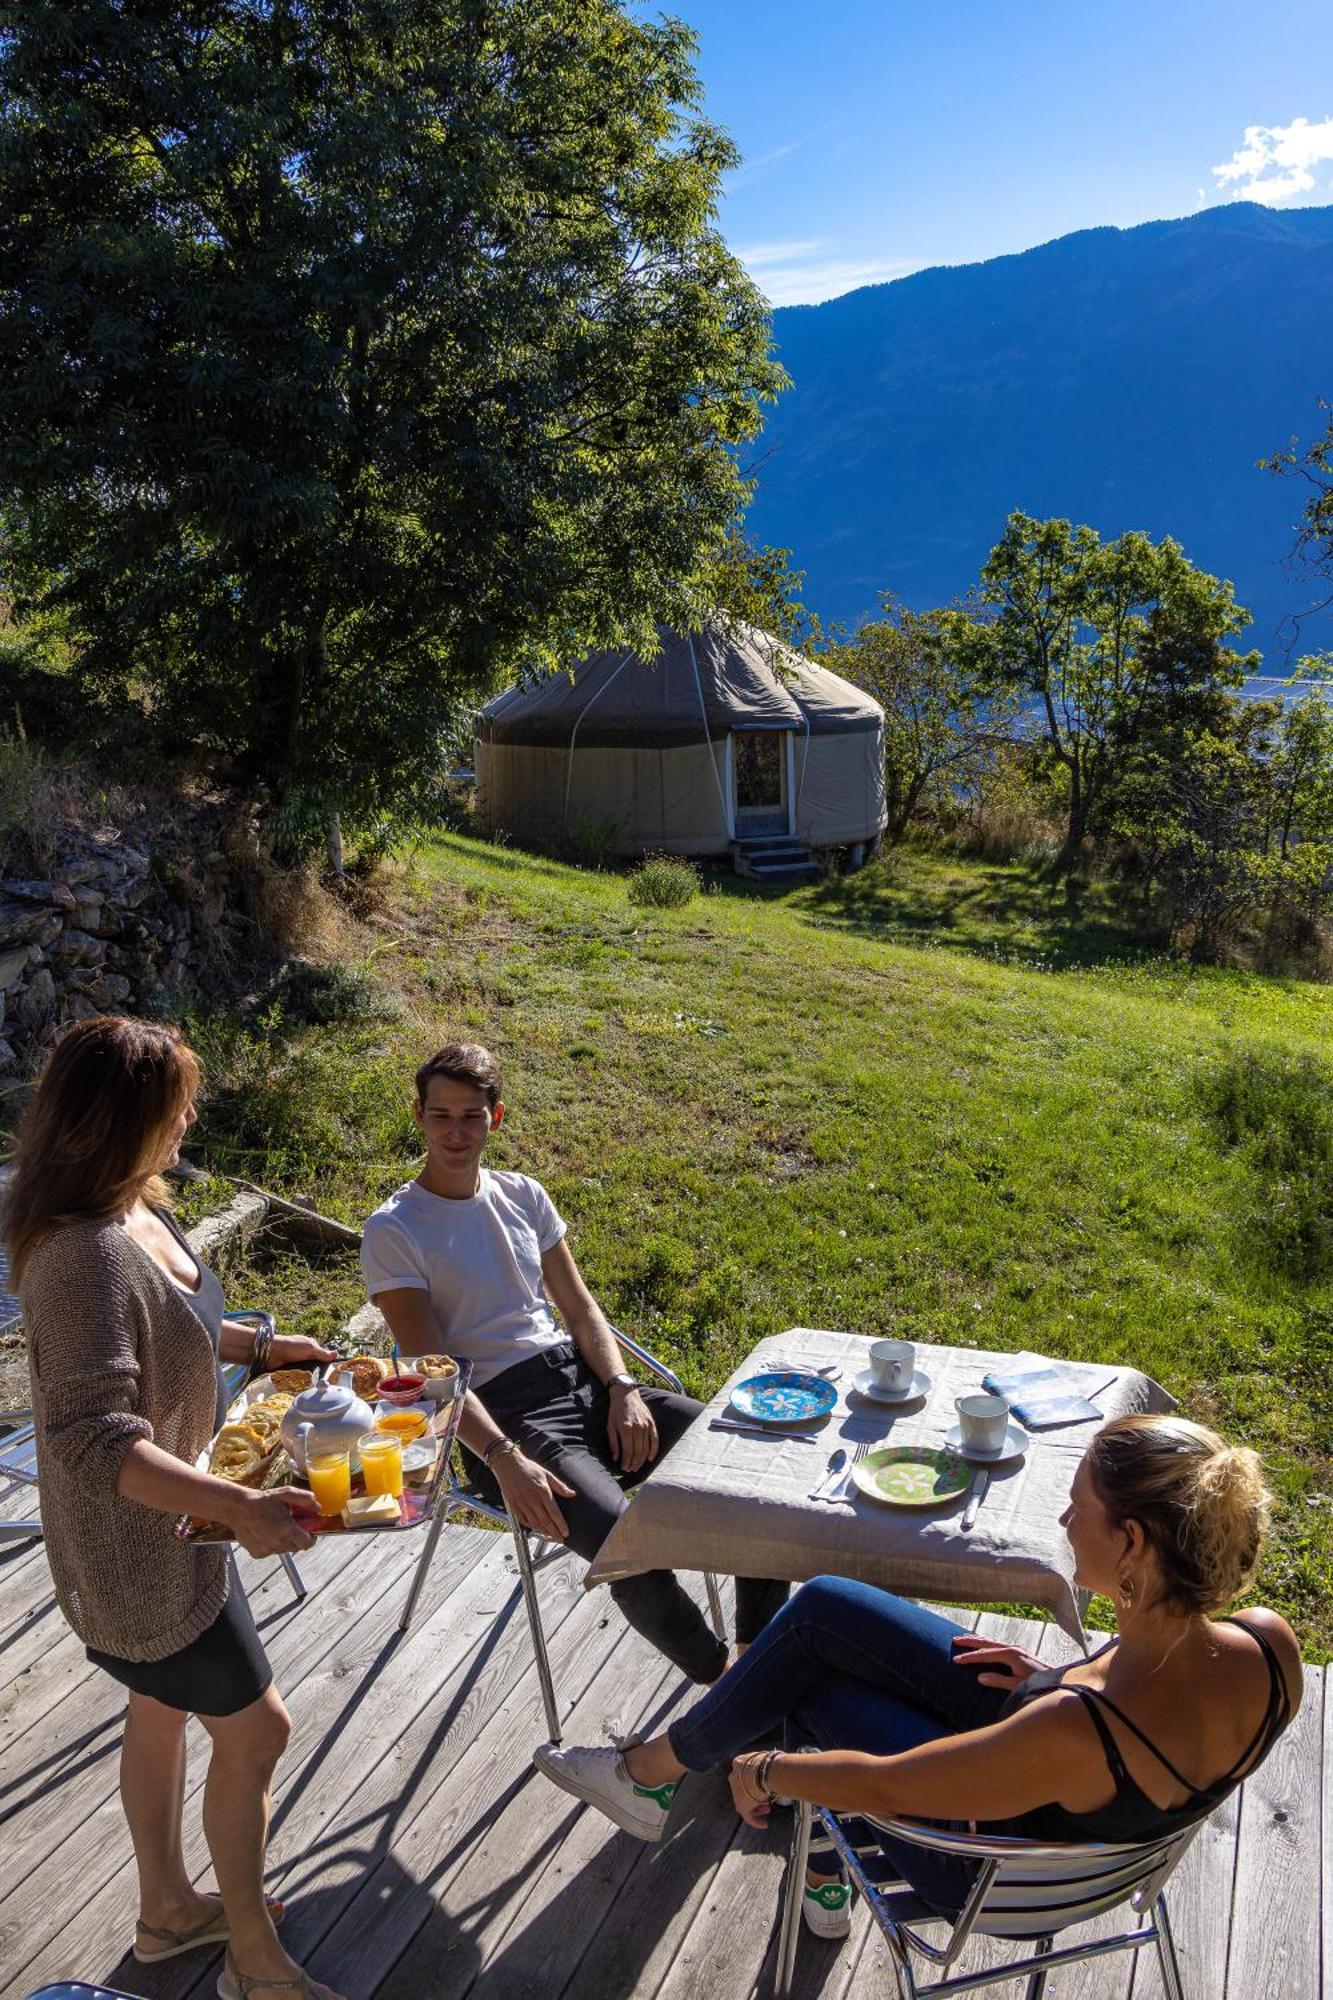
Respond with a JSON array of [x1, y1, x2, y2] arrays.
[[586, 1329, 1176, 1644]]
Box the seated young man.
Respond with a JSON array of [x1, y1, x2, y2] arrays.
[[361, 1041, 786, 1684]]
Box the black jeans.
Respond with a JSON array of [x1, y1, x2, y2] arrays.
[[464, 1343, 789, 1683]]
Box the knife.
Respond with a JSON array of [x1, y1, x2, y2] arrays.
[[961, 1467, 991, 1532], [709, 1418, 819, 1444]]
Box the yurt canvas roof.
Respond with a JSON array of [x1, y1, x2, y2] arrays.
[[479, 622, 880, 749]]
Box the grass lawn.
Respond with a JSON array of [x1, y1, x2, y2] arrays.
[[182, 836, 1333, 1657]]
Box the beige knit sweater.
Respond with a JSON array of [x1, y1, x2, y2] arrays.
[[20, 1216, 229, 1660]]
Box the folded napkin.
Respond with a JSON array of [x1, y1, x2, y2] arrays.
[[982, 1351, 1110, 1429]]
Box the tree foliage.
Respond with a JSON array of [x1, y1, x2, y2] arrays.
[[828, 599, 1019, 844], [0, 0, 784, 840], [952, 512, 1256, 862]]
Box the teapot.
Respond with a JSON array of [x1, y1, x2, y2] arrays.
[[279, 1378, 375, 1473]]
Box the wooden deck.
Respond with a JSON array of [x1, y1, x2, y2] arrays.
[[0, 1511, 1325, 2000]]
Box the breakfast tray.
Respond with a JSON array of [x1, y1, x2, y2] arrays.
[[176, 1360, 471, 1542]]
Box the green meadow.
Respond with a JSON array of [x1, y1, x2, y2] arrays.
[[185, 837, 1333, 1657]]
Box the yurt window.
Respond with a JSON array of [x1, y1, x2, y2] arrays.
[[731, 730, 792, 836]]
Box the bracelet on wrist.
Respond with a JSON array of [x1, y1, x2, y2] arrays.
[[754, 1750, 780, 1800], [483, 1436, 517, 1466]]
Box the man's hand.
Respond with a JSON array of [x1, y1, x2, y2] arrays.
[[493, 1450, 576, 1540], [267, 1332, 337, 1369], [950, 1631, 1043, 1689], [607, 1381, 658, 1474]]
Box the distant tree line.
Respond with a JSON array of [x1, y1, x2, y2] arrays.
[[829, 510, 1333, 968]]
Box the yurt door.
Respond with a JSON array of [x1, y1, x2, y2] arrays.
[[730, 730, 791, 836]]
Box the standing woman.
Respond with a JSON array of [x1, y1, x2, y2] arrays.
[[5, 1016, 343, 2000]]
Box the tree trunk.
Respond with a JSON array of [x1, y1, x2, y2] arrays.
[[325, 813, 345, 881]]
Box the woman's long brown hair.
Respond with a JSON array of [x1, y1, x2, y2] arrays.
[[3, 1016, 201, 1285]]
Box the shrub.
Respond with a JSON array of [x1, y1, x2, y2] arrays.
[[628, 855, 699, 909], [564, 815, 624, 870]]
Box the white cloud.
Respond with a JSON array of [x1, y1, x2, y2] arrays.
[[1211, 116, 1333, 205], [728, 140, 805, 188], [735, 239, 917, 306]]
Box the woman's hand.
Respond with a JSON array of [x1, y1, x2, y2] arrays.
[[267, 1333, 337, 1368], [951, 1631, 1043, 1689], [607, 1383, 658, 1474], [493, 1450, 577, 1540], [226, 1486, 317, 1557], [728, 1754, 774, 1830]]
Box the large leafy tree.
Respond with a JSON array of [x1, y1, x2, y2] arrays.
[[0, 1, 783, 839], [952, 512, 1256, 863]]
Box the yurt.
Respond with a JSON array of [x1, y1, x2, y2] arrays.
[[475, 621, 887, 864]]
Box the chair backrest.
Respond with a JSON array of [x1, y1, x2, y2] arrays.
[[866, 1812, 1200, 1948]]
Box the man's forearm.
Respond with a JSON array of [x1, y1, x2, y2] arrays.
[[567, 1305, 624, 1384], [455, 1388, 509, 1458]]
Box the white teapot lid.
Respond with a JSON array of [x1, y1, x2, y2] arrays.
[[290, 1380, 361, 1419]]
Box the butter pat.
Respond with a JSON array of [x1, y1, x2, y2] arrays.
[[342, 1492, 401, 1528]]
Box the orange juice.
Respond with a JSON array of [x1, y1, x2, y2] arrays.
[[375, 1408, 429, 1443], [306, 1448, 350, 1516], [359, 1434, 404, 1499]]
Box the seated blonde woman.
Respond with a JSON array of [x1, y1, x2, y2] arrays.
[[535, 1415, 1301, 1939]]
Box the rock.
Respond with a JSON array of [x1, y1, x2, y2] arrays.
[[73, 895, 104, 929], [0, 947, 31, 992], [0, 899, 59, 947], [0, 879, 66, 906], [53, 929, 101, 967], [17, 969, 56, 1029], [87, 973, 132, 1007], [0, 1038, 15, 1071]]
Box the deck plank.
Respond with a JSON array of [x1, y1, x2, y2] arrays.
[[0, 1540, 1324, 2000], [1222, 1662, 1324, 2000]]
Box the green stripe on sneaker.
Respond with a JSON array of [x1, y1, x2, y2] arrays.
[[805, 1883, 852, 1910], [631, 1780, 677, 1808]]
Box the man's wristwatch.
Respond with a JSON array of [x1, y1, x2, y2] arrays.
[[606, 1372, 636, 1394]]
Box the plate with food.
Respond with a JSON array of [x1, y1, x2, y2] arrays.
[[851, 1446, 972, 1508], [729, 1371, 839, 1427], [327, 1354, 393, 1400]]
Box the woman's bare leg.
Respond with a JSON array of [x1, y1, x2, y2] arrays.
[[199, 1685, 343, 2000], [122, 1692, 221, 1931]]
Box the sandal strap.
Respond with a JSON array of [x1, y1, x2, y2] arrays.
[[235, 1977, 310, 1997], [136, 1913, 223, 1947]]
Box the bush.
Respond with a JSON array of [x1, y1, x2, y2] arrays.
[[628, 855, 699, 909], [564, 815, 624, 870]]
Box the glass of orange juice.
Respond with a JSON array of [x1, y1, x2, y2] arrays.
[[359, 1433, 404, 1499], [306, 1446, 350, 1516], [375, 1407, 429, 1444]]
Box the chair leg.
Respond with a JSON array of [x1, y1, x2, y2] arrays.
[[280, 1552, 307, 1604], [399, 1492, 452, 1634], [1024, 1935, 1054, 2000], [775, 1798, 813, 1999], [705, 1570, 726, 1642], [510, 1513, 562, 1745], [1154, 1893, 1188, 2000]]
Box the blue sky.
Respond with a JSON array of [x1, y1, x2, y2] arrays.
[[657, 0, 1333, 303]]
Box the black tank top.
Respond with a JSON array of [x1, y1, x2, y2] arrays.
[[996, 1617, 1293, 1845]]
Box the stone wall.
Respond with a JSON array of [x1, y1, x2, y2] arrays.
[[0, 811, 249, 1085]]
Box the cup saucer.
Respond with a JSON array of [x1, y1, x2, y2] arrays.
[[942, 1420, 1030, 1464], [852, 1366, 931, 1405]]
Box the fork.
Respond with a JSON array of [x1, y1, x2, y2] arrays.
[[822, 1439, 871, 1504]]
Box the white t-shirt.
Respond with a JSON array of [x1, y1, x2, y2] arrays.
[[360, 1170, 568, 1389]]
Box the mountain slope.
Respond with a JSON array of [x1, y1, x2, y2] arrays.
[[749, 203, 1333, 655]]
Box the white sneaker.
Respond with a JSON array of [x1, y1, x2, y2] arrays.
[[533, 1741, 676, 1842], [802, 1877, 853, 1938]]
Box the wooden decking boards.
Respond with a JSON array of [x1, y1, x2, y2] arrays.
[[0, 1510, 1325, 2000]]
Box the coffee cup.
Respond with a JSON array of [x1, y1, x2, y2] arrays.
[[869, 1338, 916, 1392], [955, 1392, 1009, 1452]]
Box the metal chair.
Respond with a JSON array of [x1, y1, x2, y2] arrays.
[[776, 1791, 1197, 2000], [396, 1328, 727, 1745]]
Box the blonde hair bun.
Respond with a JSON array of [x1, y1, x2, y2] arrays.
[[1087, 1415, 1273, 1616]]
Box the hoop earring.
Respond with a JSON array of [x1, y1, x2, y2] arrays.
[[1117, 1570, 1137, 1614]]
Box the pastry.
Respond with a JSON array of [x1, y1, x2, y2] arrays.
[[268, 1367, 313, 1393], [330, 1354, 391, 1399]]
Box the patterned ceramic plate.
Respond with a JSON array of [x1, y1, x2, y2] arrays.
[[852, 1445, 972, 1507], [730, 1371, 839, 1426]]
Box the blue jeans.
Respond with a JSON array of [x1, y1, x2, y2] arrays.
[[667, 1575, 1011, 1914]]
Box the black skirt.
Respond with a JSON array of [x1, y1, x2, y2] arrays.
[[86, 1561, 272, 1716]]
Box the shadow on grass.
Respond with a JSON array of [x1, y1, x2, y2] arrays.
[[790, 853, 1161, 972]]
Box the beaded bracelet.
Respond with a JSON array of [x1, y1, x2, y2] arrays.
[[754, 1749, 781, 1800]]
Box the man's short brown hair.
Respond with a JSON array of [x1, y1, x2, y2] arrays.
[[414, 1041, 502, 1110]]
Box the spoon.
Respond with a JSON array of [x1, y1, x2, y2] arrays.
[[811, 1447, 848, 1500]]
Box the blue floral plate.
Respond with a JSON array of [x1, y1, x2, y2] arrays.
[[729, 1371, 839, 1426]]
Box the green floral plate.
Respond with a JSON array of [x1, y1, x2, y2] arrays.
[[852, 1445, 972, 1508]]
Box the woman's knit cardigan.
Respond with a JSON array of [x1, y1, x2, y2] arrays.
[[20, 1216, 229, 1660]]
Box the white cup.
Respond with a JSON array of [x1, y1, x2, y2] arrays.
[[869, 1338, 916, 1392], [955, 1392, 1009, 1452]]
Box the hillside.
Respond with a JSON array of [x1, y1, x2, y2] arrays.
[[748, 202, 1333, 655], [179, 838, 1333, 1654]]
